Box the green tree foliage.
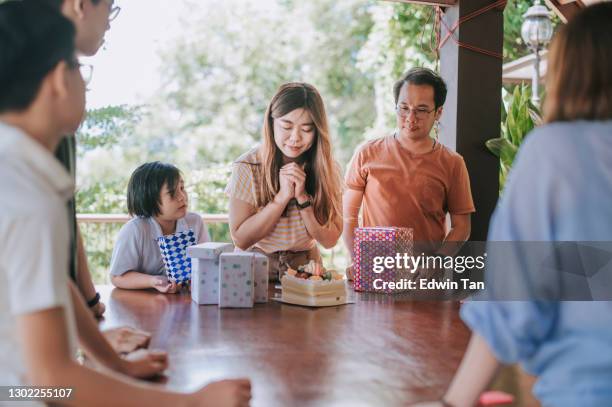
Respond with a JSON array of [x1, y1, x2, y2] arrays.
[[504, 0, 534, 61], [77, 0, 554, 282], [486, 84, 542, 190], [148, 0, 377, 167], [78, 105, 144, 150]]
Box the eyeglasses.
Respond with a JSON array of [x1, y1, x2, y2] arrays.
[[104, 0, 121, 22], [109, 5, 121, 21], [395, 105, 436, 120], [79, 64, 94, 85]]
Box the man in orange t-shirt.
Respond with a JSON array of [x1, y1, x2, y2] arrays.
[[343, 68, 475, 276]]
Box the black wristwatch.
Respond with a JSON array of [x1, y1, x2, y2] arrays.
[[296, 197, 312, 210], [87, 292, 101, 308]]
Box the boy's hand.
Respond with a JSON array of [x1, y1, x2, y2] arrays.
[[120, 348, 168, 379], [103, 326, 151, 354], [191, 379, 252, 407], [164, 282, 180, 294], [91, 301, 106, 318], [151, 276, 180, 294]]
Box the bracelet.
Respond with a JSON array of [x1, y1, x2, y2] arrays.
[[87, 292, 101, 308]]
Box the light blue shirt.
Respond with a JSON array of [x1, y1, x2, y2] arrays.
[[461, 121, 612, 407]]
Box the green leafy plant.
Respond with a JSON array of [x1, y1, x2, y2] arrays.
[[486, 84, 542, 191], [77, 105, 144, 151]]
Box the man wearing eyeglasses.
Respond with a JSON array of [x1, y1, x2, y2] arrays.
[[343, 67, 475, 278], [58, 0, 120, 56], [32, 0, 118, 322], [24, 0, 152, 356], [21, 0, 152, 353]]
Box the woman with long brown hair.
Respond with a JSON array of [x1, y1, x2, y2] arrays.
[[413, 3, 612, 406], [226, 82, 343, 279]]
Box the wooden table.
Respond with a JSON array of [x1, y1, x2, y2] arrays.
[[98, 285, 473, 407]]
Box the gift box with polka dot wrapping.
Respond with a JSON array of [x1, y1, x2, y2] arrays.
[[219, 252, 256, 308], [352, 227, 414, 293], [187, 242, 234, 305]]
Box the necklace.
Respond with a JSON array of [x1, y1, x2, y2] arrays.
[[394, 130, 437, 153]]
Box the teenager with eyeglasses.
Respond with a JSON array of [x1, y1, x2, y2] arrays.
[[20, 0, 160, 358], [26, 0, 120, 321], [0, 2, 251, 406]]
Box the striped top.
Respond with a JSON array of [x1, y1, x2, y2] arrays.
[[225, 148, 315, 253]]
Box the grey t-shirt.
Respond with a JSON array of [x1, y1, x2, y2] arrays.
[[109, 212, 210, 276]]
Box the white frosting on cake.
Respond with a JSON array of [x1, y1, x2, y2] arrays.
[[280, 275, 347, 306]]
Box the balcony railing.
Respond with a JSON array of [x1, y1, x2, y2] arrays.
[[77, 214, 347, 284], [77, 213, 230, 224]]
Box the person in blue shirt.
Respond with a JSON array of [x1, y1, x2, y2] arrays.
[[414, 3, 612, 406]]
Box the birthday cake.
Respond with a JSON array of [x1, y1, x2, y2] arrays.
[[280, 261, 348, 307]]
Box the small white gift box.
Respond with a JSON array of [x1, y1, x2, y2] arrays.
[[252, 253, 269, 303], [187, 242, 234, 305], [219, 252, 270, 308]]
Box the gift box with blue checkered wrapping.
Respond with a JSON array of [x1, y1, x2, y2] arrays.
[[219, 252, 267, 308], [156, 229, 197, 285], [187, 242, 234, 305]]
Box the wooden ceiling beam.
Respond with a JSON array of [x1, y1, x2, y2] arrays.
[[545, 0, 585, 22]]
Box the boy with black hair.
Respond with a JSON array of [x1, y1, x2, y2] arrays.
[[0, 2, 251, 405], [109, 161, 210, 292]]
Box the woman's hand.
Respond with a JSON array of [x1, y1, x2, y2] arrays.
[[120, 348, 168, 379], [276, 167, 296, 204], [345, 264, 354, 281], [281, 163, 307, 201]]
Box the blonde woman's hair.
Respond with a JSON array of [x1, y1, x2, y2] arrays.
[[258, 82, 342, 228], [544, 2, 612, 123]]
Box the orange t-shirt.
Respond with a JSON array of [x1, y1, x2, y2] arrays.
[[345, 135, 475, 244]]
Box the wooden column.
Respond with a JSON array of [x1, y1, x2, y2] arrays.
[[439, 0, 503, 241]]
